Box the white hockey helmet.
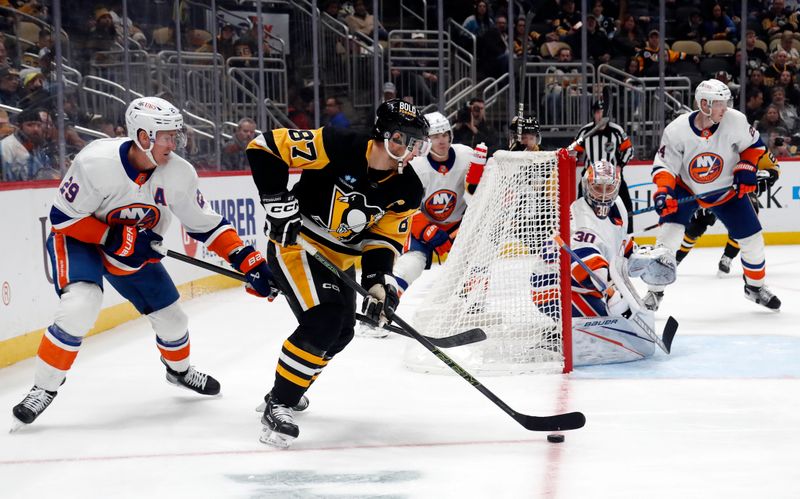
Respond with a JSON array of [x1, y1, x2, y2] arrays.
[[125, 96, 186, 166], [582, 159, 621, 219], [423, 111, 452, 137], [694, 79, 732, 111]]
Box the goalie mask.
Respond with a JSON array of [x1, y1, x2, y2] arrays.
[[373, 99, 431, 170], [125, 96, 186, 167], [582, 159, 621, 219]]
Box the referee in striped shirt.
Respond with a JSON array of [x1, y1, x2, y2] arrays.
[[574, 101, 634, 217]]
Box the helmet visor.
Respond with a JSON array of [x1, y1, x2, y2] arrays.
[[387, 130, 431, 161], [153, 129, 187, 149]]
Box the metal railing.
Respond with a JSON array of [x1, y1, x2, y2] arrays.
[[89, 49, 152, 97]]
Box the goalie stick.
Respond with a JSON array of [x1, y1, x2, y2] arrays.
[[297, 238, 586, 432], [151, 244, 486, 349], [553, 235, 677, 354]]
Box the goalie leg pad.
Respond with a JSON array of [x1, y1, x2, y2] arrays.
[[628, 246, 677, 285]]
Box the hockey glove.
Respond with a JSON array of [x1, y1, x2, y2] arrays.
[[653, 186, 677, 216], [262, 192, 301, 246], [360, 272, 400, 327], [733, 161, 757, 198], [102, 225, 164, 267], [418, 224, 453, 256], [229, 246, 280, 300], [756, 168, 778, 195], [466, 142, 488, 186]]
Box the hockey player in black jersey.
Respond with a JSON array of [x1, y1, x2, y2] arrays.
[[245, 99, 429, 448]]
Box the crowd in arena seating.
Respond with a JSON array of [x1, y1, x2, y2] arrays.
[[1, 0, 800, 181]]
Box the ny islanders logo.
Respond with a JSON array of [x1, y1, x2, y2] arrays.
[[312, 186, 384, 242], [424, 189, 457, 222], [106, 203, 161, 229], [688, 153, 724, 184]]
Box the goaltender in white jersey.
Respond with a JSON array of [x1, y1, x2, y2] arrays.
[[358, 111, 486, 337]]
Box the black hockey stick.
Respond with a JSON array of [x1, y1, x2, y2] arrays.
[[567, 116, 610, 152], [151, 245, 486, 349], [630, 185, 735, 216], [297, 239, 586, 432]]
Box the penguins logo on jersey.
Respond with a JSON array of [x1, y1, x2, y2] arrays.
[[424, 189, 457, 222], [688, 153, 724, 184], [312, 186, 384, 242], [106, 203, 161, 229]]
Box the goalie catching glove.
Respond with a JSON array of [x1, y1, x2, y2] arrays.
[[361, 272, 400, 327], [628, 245, 677, 285], [262, 192, 301, 246], [229, 245, 280, 300]]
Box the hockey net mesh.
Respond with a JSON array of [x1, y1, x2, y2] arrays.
[[404, 151, 567, 375]]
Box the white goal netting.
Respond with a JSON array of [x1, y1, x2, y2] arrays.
[[404, 150, 571, 375]]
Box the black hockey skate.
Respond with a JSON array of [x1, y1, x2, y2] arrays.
[[643, 290, 664, 311], [11, 386, 57, 431], [717, 255, 732, 276], [259, 392, 299, 448], [744, 284, 781, 311], [163, 359, 221, 396]]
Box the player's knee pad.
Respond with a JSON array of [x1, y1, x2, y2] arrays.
[[394, 251, 427, 288], [657, 223, 685, 254], [146, 300, 188, 341], [292, 303, 348, 354], [53, 281, 103, 337]]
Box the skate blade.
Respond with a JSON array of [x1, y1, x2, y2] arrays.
[[165, 379, 222, 397], [255, 401, 266, 413], [716, 269, 730, 278], [9, 416, 26, 433], [259, 426, 296, 449]]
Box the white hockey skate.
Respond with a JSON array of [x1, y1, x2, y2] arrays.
[[717, 255, 732, 277], [259, 393, 299, 449], [11, 386, 57, 432]]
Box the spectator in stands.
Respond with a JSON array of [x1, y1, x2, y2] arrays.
[[89, 117, 116, 138], [777, 69, 800, 106], [744, 30, 770, 69], [701, 3, 738, 43], [635, 30, 698, 77], [217, 23, 237, 60], [479, 14, 509, 78], [453, 97, 499, 153], [552, 0, 582, 40], [766, 129, 794, 157], [0, 66, 20, 107], [770, 85, 799, 132], [0, 36, 10, 67], [324, 97, 351, 128], [745, 87, 766, 123], [0, 109, 13, 140], [760, 0, 798, 38], [382, 81, 397, 102], [764, 49, 795, 87], [322, 0, 343, 20], [344, 0, 387, 41], [18, 69, 46, 103], [590, 0, 616, 38], [776, 30, 800, 67], [222, 117, 257, 170], [676, 8, 704, 43], [512, 15, 541, 58], [0, 107, 49, 182], [544, 47, 581, 120], [569, 14, 611, 65], [35, 109, 65, 179], [106, 0, 147, 46], [463, 1, 494, 37], [613, 14, 645, 58]]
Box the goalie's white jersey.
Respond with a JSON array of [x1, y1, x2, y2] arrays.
[[570, 196, 632, 271], [407, 143, 475, 225], [652, 108, 763, 205], [50, 138, 230, 273]]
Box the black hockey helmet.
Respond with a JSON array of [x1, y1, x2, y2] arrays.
[[373, 98, 431, 164], [509, 115, 540, 135], [591, 100, 605, 113]]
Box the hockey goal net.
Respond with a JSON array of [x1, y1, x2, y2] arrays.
[[404, 149, 575, 375]]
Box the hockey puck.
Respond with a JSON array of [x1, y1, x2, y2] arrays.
[[547, 434, 565, 443]]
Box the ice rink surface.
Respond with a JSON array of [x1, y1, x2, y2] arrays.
[[1, 246, 798, 499]]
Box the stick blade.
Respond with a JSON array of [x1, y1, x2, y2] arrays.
[[518, 411, 586, 432], [429, 328, 487, 348], [661, 316, 679, 354]]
